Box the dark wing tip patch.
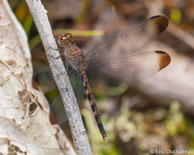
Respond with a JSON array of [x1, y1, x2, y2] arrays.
[[148, 15, 169, 34], [150, 15, 163, 19], [155, 50, 167, 54], [155, 50, 171, 70]]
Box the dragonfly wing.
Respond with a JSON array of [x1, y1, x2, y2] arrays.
[[33, 67, 85, 125], [33, 67, 57, 93], [50, 95, 68, 125], [85, 15, 168, 62], [86, 50, 171, 84]]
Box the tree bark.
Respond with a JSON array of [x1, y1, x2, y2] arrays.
[[0, 0, 76, 154]]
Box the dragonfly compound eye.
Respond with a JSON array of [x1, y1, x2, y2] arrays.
[[57, 36, 66, 47], [65, 33, 74, 43], [58, 33, 74, 47]]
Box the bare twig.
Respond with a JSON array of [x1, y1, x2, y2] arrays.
[[25, 0, 92, 154]]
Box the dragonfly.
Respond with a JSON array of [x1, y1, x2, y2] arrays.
[[42, 15, 171, 140]]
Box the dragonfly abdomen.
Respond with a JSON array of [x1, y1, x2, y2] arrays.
[[79, 69, 107, 140]]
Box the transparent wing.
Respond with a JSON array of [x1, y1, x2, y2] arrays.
[[85, 15, 169, 63], [33, 67, 57, 93], [33, 67, 85, 125], [50, 95, 67, 125], [86, 50, 171, 84]]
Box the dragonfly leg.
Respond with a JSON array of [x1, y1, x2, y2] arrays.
[[45, 45, 58, 51], [45, 46, 66, 59]]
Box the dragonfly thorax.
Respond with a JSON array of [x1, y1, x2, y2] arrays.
[[65, 46, 86, 71]]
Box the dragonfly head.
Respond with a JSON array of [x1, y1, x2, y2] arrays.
[[57, 33, 74, 47]]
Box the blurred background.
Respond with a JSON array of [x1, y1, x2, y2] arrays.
[[8, 0, 194, 154]]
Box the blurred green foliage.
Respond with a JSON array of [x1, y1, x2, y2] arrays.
[[170, 8, 182, 24], [11, 0, 33, 36], [82, 99, 194, 154]]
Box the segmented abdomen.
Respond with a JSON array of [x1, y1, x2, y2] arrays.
[[79, 69, 107, 140]]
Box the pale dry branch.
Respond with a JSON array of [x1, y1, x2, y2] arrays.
[[25, 0, 92, 154]]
